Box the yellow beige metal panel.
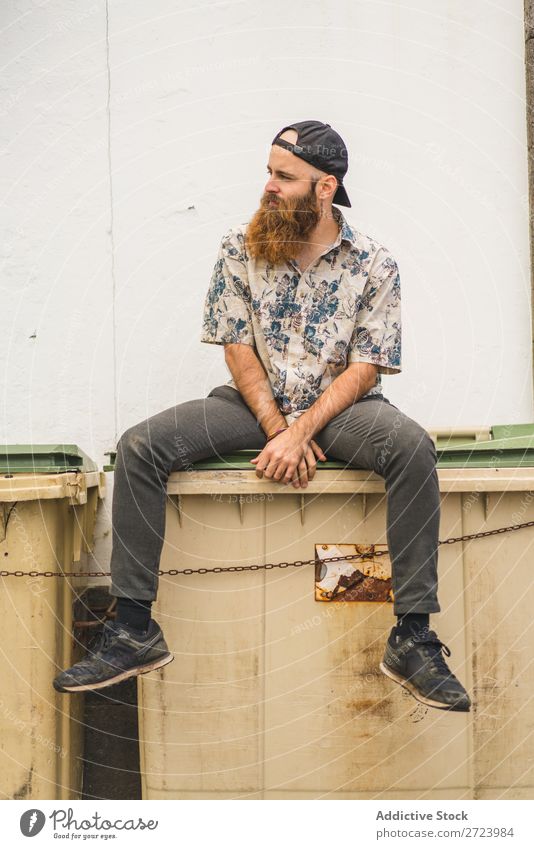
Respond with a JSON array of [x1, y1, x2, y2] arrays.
[[1, 500, 70, 799], [262, 491, 470, 797], [476, 788, 534, 800], [461, 490, 534, 794], [56, 498, 85, 800], [139, 467, 534, 799], [139, 494, 266, 799], [143, 789, 265, 799], [0, 474, 103, 800], [166, 467, 534, 495], [262, 789, 471, 800]]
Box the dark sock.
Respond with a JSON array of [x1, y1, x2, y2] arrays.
[[115, 596, 152, 633], [394, 612, 430, 639]]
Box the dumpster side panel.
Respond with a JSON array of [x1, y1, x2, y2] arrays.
[[0, 478, 100, 801], [263, 492, 470, 796], [462, 491, 534, 793], [0, 501, 81, 799], [139, 494, 266, 798], [138, 466, 534, 799]]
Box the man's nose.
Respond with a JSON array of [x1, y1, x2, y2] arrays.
[[265, 177, 279, 194]]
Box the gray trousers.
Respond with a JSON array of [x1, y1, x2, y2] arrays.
[[109, 384, 441, 616]]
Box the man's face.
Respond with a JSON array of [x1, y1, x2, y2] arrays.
[[263, 141, 316, 206], [245, 143, 323, 265]]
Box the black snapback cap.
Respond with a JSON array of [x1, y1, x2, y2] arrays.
[[271, 120, 351, 207]]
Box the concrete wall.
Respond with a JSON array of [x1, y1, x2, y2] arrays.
[[1, 1, 531, 562]]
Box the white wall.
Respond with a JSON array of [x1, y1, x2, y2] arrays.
[[1, 0, 531, 562]]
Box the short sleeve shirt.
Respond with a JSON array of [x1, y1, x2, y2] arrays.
[[200, 205, 401, 425]]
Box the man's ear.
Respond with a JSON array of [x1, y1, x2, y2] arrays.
[[318, 174, 338, 202]]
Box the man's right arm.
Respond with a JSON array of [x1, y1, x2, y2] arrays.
[[224, 343, 288, 438], [200, 229, 288, 438]]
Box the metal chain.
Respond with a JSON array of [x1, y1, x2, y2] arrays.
[[2, 518, 534, 579]]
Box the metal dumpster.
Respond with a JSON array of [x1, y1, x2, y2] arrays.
[[136, 424, 534, 800], [0, 445, 105, 800]]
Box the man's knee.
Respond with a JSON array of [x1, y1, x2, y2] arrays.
[[117, 422, 151, 458], [376, 419, 436, 474], [397, 423, 437, 469]]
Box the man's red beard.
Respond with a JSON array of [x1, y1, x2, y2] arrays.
[[245, 182, 321, 265]]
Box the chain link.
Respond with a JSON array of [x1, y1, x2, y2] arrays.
[[2, 518, 534, 579]]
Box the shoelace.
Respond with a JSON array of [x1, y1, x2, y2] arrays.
[[93, 625, 118, 656], [94, 623, 147, 656], [413, 635, 453, 676]]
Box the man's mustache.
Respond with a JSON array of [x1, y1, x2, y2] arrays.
[[260, 195, 316, 212]]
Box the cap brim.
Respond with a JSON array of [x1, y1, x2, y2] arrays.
[[333, 183, 351, 207]]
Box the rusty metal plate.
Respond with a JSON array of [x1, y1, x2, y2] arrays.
[[314, 543, 393, 603]]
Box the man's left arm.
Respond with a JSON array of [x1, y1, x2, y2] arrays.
[[292, 246, 401, 442], [290, 363, 378, 441]]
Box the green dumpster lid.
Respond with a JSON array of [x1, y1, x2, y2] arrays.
[[0, 444, 98, 474], [103, 449, 348, 471], [102, 423, 534, 472], [190, 424, 534, 470], [187, 451, 349, 470], [435, 423, 534, 468]]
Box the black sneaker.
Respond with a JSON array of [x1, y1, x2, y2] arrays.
[[53, 618, 173, 693], [379, 626, 471, 712]]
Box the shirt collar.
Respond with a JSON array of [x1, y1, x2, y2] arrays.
[[331, 205, 358, 249]]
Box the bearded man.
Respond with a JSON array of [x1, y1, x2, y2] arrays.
[[53, 121, 471, 714]]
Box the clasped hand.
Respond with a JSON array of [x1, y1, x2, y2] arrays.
[[249, 426, 327, 488]]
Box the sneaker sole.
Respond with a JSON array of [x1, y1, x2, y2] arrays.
[[379, 662, 470, 712], [54, 653, 174, 693]]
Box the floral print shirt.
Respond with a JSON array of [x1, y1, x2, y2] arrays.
[[200, 205, 401, 425]]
